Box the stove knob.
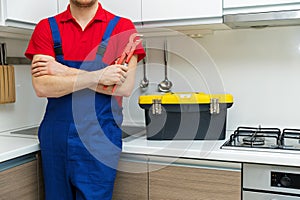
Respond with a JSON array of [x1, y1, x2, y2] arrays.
[[280, 175, 292, 187]]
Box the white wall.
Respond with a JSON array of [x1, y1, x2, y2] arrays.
[[123, 25, 300, 131], [199, 26, 300, 130], [0, 38, 46, 132]]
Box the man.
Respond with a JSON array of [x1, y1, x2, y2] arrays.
[[25, 0, 145, 199]]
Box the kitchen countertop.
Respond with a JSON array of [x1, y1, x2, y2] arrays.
[[123, 133, 300, 167], [0, 135, 39, 163], [1, 128, 300, 168]]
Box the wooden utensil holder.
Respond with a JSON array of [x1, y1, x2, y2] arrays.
[[0, 65, 16, 104]]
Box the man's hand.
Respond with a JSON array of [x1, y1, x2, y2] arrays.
[[99, 64, 128, 86], [31, 55, 69, 77]]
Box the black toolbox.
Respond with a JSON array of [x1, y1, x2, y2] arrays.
[[139, 92, 233, 140]]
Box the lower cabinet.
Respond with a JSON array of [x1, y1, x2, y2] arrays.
[[149, 162, 241, 200], [0, 153, 43, 200], [112, 154, 148, 200], [1, 153, 240, 199], [112, 155, 242, 200]]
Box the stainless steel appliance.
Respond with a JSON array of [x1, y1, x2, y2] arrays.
[[221, 126, 300, 154], [243, 163, 300, 200], [224, 10, 300, 29], [222, 127, 300, 199]]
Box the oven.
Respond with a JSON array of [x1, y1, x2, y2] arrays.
[[221, 126, 300, 199], [243, 163, 300, 200]]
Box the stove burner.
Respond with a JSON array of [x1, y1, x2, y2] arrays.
[[222, 126, 300, 152], [243, 136, 265, 145], [281, 128, 300, 146]]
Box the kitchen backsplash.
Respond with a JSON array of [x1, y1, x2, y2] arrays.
[[198, 26, 300, 131], [2, 25, 300, 133], [123, 25, 300, 131]]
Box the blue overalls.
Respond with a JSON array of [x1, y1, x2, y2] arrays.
[[38, 16, 123, 200]]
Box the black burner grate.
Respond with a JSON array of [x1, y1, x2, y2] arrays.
[[223, 126, 300, 150], [230, 126, 281, 147]]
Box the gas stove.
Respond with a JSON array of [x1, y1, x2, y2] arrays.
[[221, 126, 300, 154]]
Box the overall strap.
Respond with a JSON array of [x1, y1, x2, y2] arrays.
[[97, 16, 121, 57], [48, 17, 63, 57]]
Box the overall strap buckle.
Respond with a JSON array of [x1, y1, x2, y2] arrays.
[[48, 17, 63, 57], [96, 16, 121, 57]]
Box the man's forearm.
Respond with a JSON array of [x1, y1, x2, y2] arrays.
[[31, 54, 132, 98], [32, 70, 99, 97]]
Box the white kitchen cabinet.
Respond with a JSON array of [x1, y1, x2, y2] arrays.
[[59, 0, 142, 22], [58, 0, 69, 13], [1, 0, 57, 29], [224, 0, 300, 14], [100, 0, 142, 23], [99, 0, 223, 28], [142, 0, 223, 26]]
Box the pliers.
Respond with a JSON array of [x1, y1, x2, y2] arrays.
[[103, 33, 143, 92]]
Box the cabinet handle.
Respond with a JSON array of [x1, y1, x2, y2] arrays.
[[0, 153, 36, 172], [148, 156, 241, 171]]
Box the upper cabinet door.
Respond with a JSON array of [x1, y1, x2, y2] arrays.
[[142, 0, 222, 23], [100, 0, 142, 23], [224, 0, 300, 14], [58, 0, 69, 13], [4, 0, 57, 27]]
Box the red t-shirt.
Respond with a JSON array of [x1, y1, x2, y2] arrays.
[[25, 3, 145, 64]]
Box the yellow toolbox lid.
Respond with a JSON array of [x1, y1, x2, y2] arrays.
[[139, 92, 233, 104]]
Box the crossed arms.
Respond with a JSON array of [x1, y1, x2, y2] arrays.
[[31, 54, 138, 98]]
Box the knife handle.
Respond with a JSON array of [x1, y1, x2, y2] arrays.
[[1, 43, 7, 65], [0, 43, 3, 65]]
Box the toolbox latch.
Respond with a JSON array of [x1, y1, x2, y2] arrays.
[[152, 99, 162, 115], [210, 98, 220, 114]]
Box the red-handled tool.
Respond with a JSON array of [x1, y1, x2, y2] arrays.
[[103, 33, 143, 92], [116, 33, 143, 65]]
